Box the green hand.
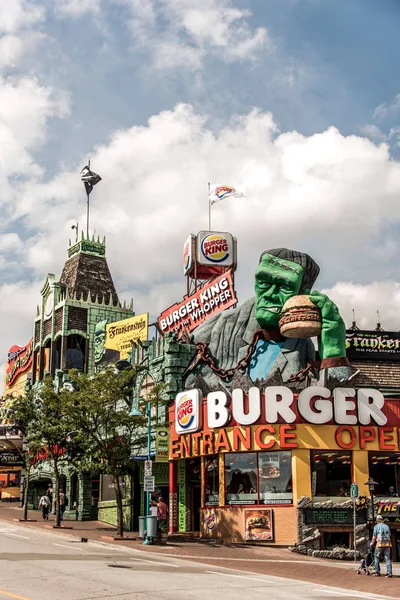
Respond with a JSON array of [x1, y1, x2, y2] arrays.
[[309, 290, 346, 359]]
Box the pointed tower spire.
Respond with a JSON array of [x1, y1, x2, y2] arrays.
[[348, 308, 360, 332], [374, 310, 384, 331]]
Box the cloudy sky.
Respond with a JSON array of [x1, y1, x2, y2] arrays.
[[1, 0, 400, 389]]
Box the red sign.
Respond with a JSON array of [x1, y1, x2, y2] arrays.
[[158, 270, 237, 337], [6, 339, 33, 387]]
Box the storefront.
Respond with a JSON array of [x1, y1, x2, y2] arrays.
[[168, 386, 400, 550], [0, 452, 23, 502]]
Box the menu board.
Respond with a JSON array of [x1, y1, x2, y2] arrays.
[[305, 508, 367, 525]]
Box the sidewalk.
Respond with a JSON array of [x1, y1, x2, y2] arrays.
[[1, 504, 399, 598]]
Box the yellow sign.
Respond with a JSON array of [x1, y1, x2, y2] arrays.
[[95, 314, 149, 364]]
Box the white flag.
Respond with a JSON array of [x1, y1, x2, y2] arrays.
[[209, 184, 245, 205]]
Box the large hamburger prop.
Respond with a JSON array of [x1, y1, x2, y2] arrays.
[[279, 295, 321, 339]]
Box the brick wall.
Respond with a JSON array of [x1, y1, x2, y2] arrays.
[[68, 306, 88, 331], [200, 505, 297, 545], [43, 318, 52, 337], [55, 307, 63, 332], [34, 321, 40, 343]]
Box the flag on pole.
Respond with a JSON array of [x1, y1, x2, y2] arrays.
[[209, 184, 244, 206], [80, 165, 102, 196]]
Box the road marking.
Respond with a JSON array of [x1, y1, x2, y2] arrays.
[[0, 590, 32, 600], [315, 589, 391, 600], [3, 534, 30, 540], [130, 557, 179, 567], [206, 571, 275, 584], [53, 543, 85, 551]]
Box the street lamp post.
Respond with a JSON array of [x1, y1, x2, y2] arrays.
[[365, 477, 379, 534], [130, 400, 152, 545]]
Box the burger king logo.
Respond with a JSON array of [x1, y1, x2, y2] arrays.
[[175, 389, 201, 434], [177, 395, 194, 430], [215, 185, 234, 199], [205, 510, 217, 531], [183, 241, 190, 271], [201, 233, 230, 264]]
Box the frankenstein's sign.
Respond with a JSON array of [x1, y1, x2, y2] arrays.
[[346, 330, 400, 361]]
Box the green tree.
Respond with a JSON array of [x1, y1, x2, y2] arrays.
[[8, 379, 70, 526], [64, 367, 168, 538]]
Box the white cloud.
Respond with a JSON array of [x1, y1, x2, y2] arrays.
[[322, 281, 400, 331], [0, 75, 70, 220], [55, 0, 101, 17], [120, 0, 270, 70], [0, 35, 24, 68], [373, 93, 400, 121], [0, 0, 44, 35], [358, 124, 387, 141], [0, 1, 46, 69]]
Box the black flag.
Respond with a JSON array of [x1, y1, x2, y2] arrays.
[[80, 165, 102, 195]]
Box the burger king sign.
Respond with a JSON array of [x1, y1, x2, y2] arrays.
[[175, 389, 202, 434], [196, 231, 236, 269]]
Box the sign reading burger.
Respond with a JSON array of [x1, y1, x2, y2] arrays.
[[195, 231, 237, 279]]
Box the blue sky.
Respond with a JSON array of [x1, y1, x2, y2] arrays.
[[31, 0, 400, 166], [1, 0, 400, 387]]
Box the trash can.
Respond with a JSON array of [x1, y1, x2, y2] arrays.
[[147, 515, 158, 538], [138, 516, 146, 539]]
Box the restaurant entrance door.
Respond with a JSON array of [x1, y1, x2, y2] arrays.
[[186, 458, 201, 532]]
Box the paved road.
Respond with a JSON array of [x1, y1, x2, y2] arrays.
[[0, 524, 395, 600]]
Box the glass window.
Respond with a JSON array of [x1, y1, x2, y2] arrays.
[[225, 453, 258, 505], [100, 475, 125, 502], [259, 451, 292, 505], [205, 456, 219, 506], [311, 451, 352, 497], [368, 453, 399, 496]]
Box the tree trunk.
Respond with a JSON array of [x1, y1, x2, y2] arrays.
[[113, 475, 124, 538], [23, 464, 30, 520], [54, 459, 61, 527]]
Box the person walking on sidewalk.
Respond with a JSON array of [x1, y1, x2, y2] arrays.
[[46, 484, 53, 512], [38, 494, 50, 521], [59, 491, 66, 521], [372, 514, 393, 578], [156, 496, 168, 534]]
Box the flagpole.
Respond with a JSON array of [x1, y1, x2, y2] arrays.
[[208, 182, 211, 230], [86, 158, 90, 238]]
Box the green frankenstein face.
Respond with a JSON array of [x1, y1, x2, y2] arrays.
[[94, 320, 108, 363], [254, 254, 305, 329]]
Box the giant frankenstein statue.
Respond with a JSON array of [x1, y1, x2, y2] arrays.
[[185, 248, 351, 392]]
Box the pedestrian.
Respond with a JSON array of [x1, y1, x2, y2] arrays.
[[38, 494, 50, 521], [46, 484, 53, 510], [59, 491, 65, 520], [156, 496, 168, 534], [372, 515, 393, 578]]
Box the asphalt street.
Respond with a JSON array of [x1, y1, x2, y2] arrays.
[[0, 524, 395, 600]]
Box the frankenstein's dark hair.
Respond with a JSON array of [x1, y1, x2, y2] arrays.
[[259, 248, 320, 293]]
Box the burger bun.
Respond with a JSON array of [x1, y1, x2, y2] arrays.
[[279, 295, 322, 339]]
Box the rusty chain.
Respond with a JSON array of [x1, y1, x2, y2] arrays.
[[189, 329, 319, 383]]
